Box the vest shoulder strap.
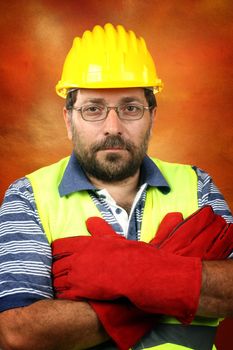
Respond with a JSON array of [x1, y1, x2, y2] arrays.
[[26, 156, 101, 243], [141, 158, 198, 242]]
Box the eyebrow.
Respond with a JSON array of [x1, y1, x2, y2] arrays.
[[81, 96, 144, 105], [120, 96, 144, 104]]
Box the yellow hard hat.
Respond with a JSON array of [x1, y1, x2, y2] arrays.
[[56, 23, 163, 98]]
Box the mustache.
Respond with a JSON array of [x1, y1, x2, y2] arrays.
[[91, 135, 134, 152]]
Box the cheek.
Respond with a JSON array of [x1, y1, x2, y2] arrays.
[[72, 124, 99, 149], [133, 121, 152, 142]]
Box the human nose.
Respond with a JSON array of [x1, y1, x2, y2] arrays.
[[103, 107, 123, 135]]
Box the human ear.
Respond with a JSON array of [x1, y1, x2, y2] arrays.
[[150, 108, 157, 134], [63, 107, 73, 140]]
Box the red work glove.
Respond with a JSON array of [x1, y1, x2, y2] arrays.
[[52, 231, 202, 324], [86, 219, 154, 349], [85, 218, 157, 350], [88, 215, 186, 349], [89, 300, 156, 350], [86, 206, 233, 333], [52, 216, 183, 350], [52, 206, 233, 349], [151, 206, 233, 260]]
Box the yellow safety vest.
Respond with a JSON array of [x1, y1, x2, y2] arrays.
[[27, 156, 219, 350]]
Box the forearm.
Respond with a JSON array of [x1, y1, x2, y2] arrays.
[[0, 299, 109, 350], [197, 260, 233, 317]]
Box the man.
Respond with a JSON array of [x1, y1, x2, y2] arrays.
[[0, 23, 233, 350]]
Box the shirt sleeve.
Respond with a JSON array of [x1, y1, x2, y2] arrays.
[[193, 166, 233, 223], [0, 177, 53, 313]]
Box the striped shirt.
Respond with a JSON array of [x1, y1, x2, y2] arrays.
[[0, 154, 232, 313]]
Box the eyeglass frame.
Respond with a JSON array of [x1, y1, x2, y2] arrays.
[[67, 103, 154, 122]]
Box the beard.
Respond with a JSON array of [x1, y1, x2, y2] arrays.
[[72, 128, 151, 183]]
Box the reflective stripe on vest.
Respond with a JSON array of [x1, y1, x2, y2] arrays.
[[90, 323, 217, 350], [132, 324, 217, 350], [26, 156, 219, 350]]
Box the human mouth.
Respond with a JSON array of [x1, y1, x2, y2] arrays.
[[99, 147, 127, 153], [91, 135, 133, 154]]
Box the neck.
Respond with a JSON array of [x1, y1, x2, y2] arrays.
[[88, 171, 140, 213]]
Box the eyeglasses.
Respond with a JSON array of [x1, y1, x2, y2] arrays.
[[69, 103, 152, 122]]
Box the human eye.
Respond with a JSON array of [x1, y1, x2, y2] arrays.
[[121, 103, 142, 116], [82, 104, 104, 119], [83, 104, 103, 114]]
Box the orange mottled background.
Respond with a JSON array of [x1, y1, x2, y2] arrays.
[[0, 1, 232, 348]]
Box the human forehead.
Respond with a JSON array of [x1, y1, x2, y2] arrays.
[[75, 88, 147, 105]]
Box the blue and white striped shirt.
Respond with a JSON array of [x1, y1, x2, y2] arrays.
[[0, 154, 232, 313]]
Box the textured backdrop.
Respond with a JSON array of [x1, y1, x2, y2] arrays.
[[0, 1, 232, 348]]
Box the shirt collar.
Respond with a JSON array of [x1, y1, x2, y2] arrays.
[[59, 152, 170, 197]]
